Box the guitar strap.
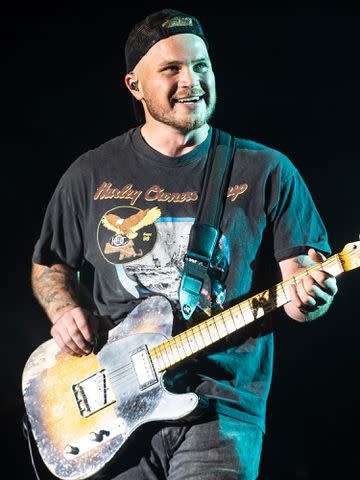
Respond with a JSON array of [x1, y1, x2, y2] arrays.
[[178, 128, 236, 320], [22, 412, 42, 480]]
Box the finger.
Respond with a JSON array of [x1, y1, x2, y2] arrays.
[[290, 282, 317, 313], [72, 308, 97, 344], [52, 316, 91, 355], [302, 276, 326, 305], [307, 270, 338, 296], [308, 248, 327, 263], [65, 320, 93, 355], [322, 276, 338, 296], [63, 325, 90, 355], [51, 328, 81, 356], [311, 285, 331, 305], [296, 279, 317, 307], [289, 283, 315, 310]]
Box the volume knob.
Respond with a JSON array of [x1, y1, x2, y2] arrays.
[[64, 444, 79, 455], [89, 431, 103, 442]]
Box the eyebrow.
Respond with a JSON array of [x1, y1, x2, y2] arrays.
[[157, 57, 210, 68]]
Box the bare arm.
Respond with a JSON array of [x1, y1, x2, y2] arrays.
[[31, 262, 99, 356], [31, 263, 82, 323], [279, 248, 338, 322]]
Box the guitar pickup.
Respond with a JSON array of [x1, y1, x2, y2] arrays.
[[131, 346, 158, 390], [72, 370, 115, 417]]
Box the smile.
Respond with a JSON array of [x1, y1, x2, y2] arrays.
[[176, 96, 201, 103]]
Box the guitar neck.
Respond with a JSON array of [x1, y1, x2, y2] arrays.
[[150, 253, 345, 372]]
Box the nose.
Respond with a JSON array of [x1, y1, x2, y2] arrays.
[[178, 65, 200, 89]]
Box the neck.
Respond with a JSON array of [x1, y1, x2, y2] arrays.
[[140, 122, 210, 157]]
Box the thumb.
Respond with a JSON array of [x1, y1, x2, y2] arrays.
[[308, 248, 326, 263]]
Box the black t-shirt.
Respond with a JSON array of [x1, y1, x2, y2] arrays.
[[32, 125, 331, 432]]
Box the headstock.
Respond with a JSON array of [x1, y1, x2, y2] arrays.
[[338, 240, 360, 272]]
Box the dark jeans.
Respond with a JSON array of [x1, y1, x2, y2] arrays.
[[99, 414, 263, 480]]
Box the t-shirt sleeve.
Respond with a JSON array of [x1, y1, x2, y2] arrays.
[[32, 182, 84, 271], [269, 162, 331, 262]]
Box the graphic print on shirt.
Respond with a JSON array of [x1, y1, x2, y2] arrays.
[[97, 206, 230, 311], [98, 206, 161, 263]]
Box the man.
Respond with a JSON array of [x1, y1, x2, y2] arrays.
[[31, 9, 338, 480]]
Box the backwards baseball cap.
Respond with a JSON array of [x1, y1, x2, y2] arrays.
[[125, 9, 209, 123]]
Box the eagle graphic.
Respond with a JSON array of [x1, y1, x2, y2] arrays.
[[101, 207, 161, 240]]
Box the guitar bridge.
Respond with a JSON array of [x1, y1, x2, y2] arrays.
[[72, 370, 115, 417]]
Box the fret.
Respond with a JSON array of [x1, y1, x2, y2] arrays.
[[228, 308, 238, 331], [238, 303, 250, 325], [205, 320, 221, 342], [214, 316, 228, 338], [192, 325, 206, 350], [168, 338, 182, 363], [179, 332, 193, 357], [154, 346, 167, 370], [175, 337, 187, 359], [243, 302, 256, 325], [151, 354, 161, 372], [231, 305, 245, 328], [160, 344, 171, 367], [223, 312, 236, 333], [279, 282, 290, 303], [174, 338, 185, 361], [332, 255, 344, 276], [213, 319, 222, 338], [163, 341, 175, 365], [199, 323, 212, 346], [186, 330, 200, 353]]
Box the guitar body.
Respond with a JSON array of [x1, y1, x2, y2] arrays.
[[22, 296, 199, 480]]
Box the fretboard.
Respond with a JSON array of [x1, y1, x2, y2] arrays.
[[150, 253, 344, 372]]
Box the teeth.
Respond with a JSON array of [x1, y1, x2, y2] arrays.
[[177, 96, 200, 103]]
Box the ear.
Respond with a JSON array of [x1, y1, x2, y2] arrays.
[[124, 73, 142, 100]]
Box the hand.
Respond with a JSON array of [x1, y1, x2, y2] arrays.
[[50, 307, 99, 356], [289, 248, 338, 315]]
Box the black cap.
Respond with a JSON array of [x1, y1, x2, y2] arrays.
[[125, 9, 209, 123]]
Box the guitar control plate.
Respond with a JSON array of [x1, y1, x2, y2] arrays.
[[63, 417, 127, 460]]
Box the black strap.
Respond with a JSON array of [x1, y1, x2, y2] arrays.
[[179, 128, 236, 320], [22, 413, 42, 480]]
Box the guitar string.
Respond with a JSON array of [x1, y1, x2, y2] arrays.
[[54, 254, 356, 386], [109, 254, 351, 379], [106, 362, 134, 381], [106, 251, 360, 386], [50, 251, 359, 405], [148, 255, 345, 368]]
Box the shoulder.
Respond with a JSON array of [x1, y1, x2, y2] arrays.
[[213, 129, 300, 181], [234, 137, 296, 175], [74, 128, 137, 170], [58, 128, 137, 186]]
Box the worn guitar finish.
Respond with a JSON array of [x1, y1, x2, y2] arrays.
[[23, 296, 199, 480], [22, 241, 360, 479]]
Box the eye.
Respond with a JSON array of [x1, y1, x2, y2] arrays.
[[163, 65, 180, 73], [194, 62, 210, 73]]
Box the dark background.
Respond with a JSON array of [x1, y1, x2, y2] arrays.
[[2, 5, 359, 479]]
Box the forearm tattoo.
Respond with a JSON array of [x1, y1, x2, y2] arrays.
[[31, 264, 85, 323]]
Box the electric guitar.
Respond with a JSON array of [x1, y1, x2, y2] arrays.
[[22, 241, 360, 480]]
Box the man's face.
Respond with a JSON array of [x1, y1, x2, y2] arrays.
[[135, 33, 216, 132]]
